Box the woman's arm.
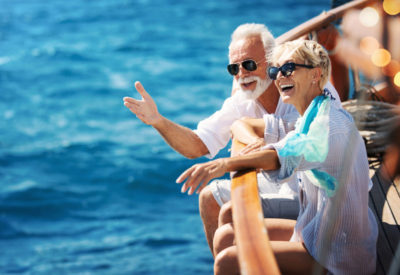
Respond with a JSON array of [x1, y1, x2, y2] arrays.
[[226, 148, 280, 171], [176, 149, 280, 195]]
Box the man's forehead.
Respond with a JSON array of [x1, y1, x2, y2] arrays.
[[229, 36, 265, 60]]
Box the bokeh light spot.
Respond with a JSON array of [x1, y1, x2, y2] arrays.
[[383, 0, 400, 15], [360, 36, 380, 55], [394, 72, 400, 87], [371, 49, 391, 67], [359, 7, 380, 27]]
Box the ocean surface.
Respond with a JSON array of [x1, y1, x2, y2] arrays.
[[1, 0, 332, 274]]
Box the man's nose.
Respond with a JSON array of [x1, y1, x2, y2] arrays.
[[237, 64, 249, 78]]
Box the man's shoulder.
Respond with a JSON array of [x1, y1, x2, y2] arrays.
[[224, 95, 264, 116], [227, 94, 255, 106]]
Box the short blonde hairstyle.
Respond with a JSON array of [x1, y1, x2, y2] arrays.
[[270, 39, 331, 90]]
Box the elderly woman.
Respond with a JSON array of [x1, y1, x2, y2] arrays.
[[177, 39, 377, 274]]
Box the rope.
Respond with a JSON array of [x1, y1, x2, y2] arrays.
[[342, 99, 400, 166]]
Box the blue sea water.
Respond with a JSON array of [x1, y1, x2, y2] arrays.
[[0, 0, 332, 274]]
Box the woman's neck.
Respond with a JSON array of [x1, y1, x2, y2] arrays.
[[296, 87, 323, 115]]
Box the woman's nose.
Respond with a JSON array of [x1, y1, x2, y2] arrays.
[[276, 70, 284, 79]]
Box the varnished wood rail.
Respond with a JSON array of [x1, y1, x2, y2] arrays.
[[276, 0, 377, 44], [228, 1, 387, 274], [230, 139, 280, 275]]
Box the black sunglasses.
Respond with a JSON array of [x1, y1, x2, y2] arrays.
[[267, 62, 314, 80], [227, 59, 261, 76]]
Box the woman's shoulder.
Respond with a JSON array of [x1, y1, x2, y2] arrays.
[[328, 102, 356, 134]]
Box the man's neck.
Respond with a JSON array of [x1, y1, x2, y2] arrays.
[[256, 84, 279, 114]]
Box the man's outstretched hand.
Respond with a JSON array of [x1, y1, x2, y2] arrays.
[[123, 81, 162, 126]]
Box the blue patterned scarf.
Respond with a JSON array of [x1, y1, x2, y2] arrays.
[[279, 95, 337, 196]]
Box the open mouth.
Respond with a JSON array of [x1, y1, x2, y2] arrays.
[[280, 84, 294, 92], [241, 80, 256, 89]]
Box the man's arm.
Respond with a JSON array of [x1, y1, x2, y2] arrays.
[[123, 81, 208, 159], [231, 118, 265, 144], [152, 117, 209, 159]]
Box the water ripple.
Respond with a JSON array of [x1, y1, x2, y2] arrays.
[[0, 0, 330, 274], [143, 237, 191, 248]]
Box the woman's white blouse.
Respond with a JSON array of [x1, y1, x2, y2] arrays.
[[263, 102, 378, 275]]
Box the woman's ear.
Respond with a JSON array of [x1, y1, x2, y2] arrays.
[[312, 67, 322, 82]]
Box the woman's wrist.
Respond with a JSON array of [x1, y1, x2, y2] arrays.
[[250, 137, 265, 145]]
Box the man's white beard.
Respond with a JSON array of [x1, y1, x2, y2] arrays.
[[234, 76, 272, 101]]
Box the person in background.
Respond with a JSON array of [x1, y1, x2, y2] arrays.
[[177, 39, 378, 274], [123, 24, 342, 256]]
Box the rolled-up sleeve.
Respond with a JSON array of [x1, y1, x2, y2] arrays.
[[193, 97, 241, 159], [261, 136, 301, 183], [262, 131, 323, 183]]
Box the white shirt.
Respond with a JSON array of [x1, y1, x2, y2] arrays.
[[194, 82, 341, 159], [194, 83, 341, 195], [263, 82, 342, 145], [194, 95, 296, 158], [263, 101, 378, 274]]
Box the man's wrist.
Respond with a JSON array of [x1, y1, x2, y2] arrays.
[[222, 158, 230, 173], [151, 114, 165, 128]]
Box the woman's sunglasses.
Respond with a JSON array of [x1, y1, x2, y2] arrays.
[[227, 59, 260, 76], [267, 62, 314, 80]]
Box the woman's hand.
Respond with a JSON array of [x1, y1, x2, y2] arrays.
[[231, 118, 265, 147], [176, 159, 228, 195], [239, 137, 266, 155]]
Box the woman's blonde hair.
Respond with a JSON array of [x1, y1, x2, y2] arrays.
[[270, 39, 331, 90]]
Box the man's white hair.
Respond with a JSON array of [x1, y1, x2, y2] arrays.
[[229, 23, 275, 58]]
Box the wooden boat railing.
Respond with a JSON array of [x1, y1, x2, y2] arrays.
[[275, 0, 377, 44], [231, 139, 280, 275], [229, 0, 400, 273]]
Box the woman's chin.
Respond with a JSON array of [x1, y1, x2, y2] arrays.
[[281, 95, 294, 105]]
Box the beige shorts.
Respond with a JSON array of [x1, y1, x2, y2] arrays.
[[210, 174, 299, 220]]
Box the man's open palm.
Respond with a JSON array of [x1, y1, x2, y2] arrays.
[[123, 81, 161, 126]]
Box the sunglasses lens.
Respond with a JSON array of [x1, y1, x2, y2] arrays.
[[242, 60, 257, 71], [267, 67, 279, 80], [228, 60, 259, 75], [281, 63, 295, 77], [227, 64, 239, 75]]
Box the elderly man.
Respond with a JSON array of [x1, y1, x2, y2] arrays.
[[123, 23, 341, 255]]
